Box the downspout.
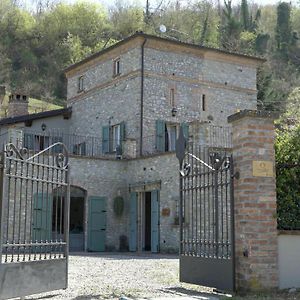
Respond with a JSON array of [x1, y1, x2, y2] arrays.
[[140, 38, 147, 157]]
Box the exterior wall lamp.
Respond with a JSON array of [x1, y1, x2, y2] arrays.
[[172, 107, 177, 117]]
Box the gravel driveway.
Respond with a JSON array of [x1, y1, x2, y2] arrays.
[[27, 252, 221, 300]]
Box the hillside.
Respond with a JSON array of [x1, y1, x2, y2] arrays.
[[1, 0, 300, 117]]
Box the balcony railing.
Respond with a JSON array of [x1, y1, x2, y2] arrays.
[[0, 130, 114, 159], [0, 124, 233, 159]]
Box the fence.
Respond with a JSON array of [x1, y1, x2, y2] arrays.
[[0, 124, 233, 159]]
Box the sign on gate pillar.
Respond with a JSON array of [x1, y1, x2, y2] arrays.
[[228, 110, 279, 291]]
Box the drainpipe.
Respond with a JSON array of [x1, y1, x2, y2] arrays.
[[140, 38, 147, 157]]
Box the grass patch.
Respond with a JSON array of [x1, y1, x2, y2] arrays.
[[1, 94, 62, 117]]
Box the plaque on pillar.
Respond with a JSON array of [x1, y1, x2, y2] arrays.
[[252, 160, 274, 177]]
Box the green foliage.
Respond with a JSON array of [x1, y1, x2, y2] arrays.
[[0, 0, 300, 111], [241, 0, 250, 31], [275, 126, 300, 230], [275, 2, 292, 54]]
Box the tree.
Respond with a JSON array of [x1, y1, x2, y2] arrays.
[[220, 0, 241, 51], [241, 0, 250, 31], [275, 2, 292, 54]]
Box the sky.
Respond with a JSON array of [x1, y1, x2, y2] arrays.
[[22, 0, 299, 10]]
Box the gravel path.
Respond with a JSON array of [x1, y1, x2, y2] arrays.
[[27, 253, 222, 300]]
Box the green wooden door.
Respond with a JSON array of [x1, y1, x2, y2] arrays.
[[32, 194, 52, 242], [151, 190, 160, 253], [129, 192, 138, 252], [88, 196, 106, 251]]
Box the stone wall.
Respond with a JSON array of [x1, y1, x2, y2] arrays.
[[142, 47, 257, 153], [68, 152, 180, 253], [67, 47, 141, 100], [66, 40, 258, 157], [69, 157, 128, 251], [126, 153, 180, 252]]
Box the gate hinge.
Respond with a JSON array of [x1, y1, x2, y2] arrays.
[[231, 171, 240, 180]]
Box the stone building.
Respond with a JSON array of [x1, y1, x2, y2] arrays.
[[0, 32, 263, 253]]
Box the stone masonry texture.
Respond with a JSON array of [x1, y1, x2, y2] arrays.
[[63, 37, 261, 253], [229, 111, 279, 291], [66, 37, 258, 156], [69, 153, 179, 253]]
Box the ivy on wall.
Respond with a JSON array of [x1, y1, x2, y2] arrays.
[[275, 126, 300, 230]]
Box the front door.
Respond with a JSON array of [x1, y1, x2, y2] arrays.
[[69, 197, 84, 251], [88, 196, 106, 251], [129, 191, 159, 253], [150, 190, 159, 253]]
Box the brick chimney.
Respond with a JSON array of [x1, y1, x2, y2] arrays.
[[0, 86, 5, 111], [8, 93, 29, 118]]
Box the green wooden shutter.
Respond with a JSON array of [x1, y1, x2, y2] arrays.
[[81, 142, 87, 155], [182, 123, 189, 140], [24, 133, 34, 150], [32, 193, 52, 242], [151, 190, 160, 253], [88, 196, 106, 252], [73, 144, 79, 155], [129, 192, 138, 252], [119, 122, 126, 154], [102, 126, 110, 154], [156, 120, 166, 152], [120, 122, 126, 141]]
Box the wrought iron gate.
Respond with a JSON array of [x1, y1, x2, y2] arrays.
[[176, 129, 235, 291], [0, 142, 70, 299]]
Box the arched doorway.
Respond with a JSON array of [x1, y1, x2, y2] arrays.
[[69, 186, 86, 252]]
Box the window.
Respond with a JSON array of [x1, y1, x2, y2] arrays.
[[78, 76, 84, 92], [113, 58, 120, 76], [169, 88, 175, 107], [202, 94, 206, 111], [73, 142, 86, 156], [112, 124, 121, 152], [156, 120, 189, 153], [35, 135, 50, 151], [102, 122, 125, 154], [166, 124, 177, 151]]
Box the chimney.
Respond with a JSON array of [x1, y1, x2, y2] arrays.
[[8, 93, 29, 118], [0, 86, 5, 110]]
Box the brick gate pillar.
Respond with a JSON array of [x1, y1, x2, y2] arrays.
[[228, 110, 279, 291]]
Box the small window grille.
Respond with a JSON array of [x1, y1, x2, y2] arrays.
[[78, 76, 84, 92], [202, 94, 206, 111], [113, 59, 120, 76], [170, 88, 175, 107]]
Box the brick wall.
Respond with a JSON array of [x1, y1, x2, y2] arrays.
[[228, 110, 278, 291]]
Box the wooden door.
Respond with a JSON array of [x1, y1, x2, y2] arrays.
[[88, 196, 106, 251]]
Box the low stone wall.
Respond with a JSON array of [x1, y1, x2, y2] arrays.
[[278, 230, 300, 289]]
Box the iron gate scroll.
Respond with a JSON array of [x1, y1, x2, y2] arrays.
[[176, 128, 235, 291], [0, 142, 70, 299]]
